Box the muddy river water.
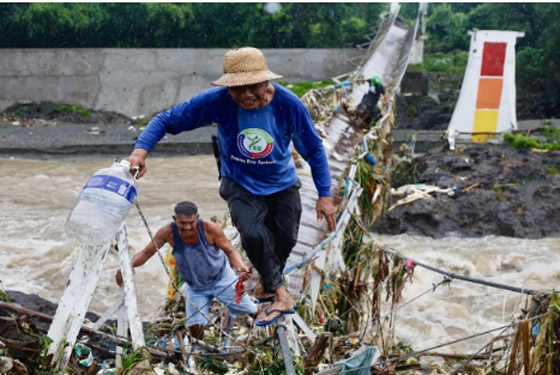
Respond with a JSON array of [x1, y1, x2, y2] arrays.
[[1, 155, 559, 353]]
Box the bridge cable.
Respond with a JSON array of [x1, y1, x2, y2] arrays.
[[379, 246, 537, 296]]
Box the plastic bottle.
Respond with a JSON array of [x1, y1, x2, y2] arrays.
[[65, 160, 137, 246]]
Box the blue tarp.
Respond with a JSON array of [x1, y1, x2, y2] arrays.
[[334, 345, 381, 375]]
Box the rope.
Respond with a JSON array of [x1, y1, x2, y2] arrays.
[[380, 246, 538, 296], [133, 201, 251, 352], [357, 276, 451, 343], [275, 324, 297, 375], [380, 276, 451, 322], [450, 325, 511, 375], [134, 201, 178, 292], [384, 312, 546, 363]]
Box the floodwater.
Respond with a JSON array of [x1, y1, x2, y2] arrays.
[[373, 233, 560, 353], [1, 155, 559, 354], [0, 155, 227, 322]]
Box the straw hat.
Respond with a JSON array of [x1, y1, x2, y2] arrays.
[[212, 47, 283, 87]]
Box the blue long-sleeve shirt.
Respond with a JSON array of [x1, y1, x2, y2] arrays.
[[135, 83, 331, 197]]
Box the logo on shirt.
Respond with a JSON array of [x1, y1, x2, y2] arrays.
[[237, 128, 274, 159]]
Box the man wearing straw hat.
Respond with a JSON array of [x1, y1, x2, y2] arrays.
[[125, 47, 336, 326]]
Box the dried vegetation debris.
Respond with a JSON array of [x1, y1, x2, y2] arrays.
[[2, 270, 559, 374]]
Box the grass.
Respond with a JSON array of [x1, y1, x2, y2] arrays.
[[278, 79, 336, 97], [196, 356, 229, 374], [539, 125, 560, 142], [422, 51, 468, 75], [407, 50, 468, 74], [131, 115, 152, 127], [13, 105, 32, 119], [544, 165, 559, 175], [54, 104, 91, 118], [504, 132, 560, 151]]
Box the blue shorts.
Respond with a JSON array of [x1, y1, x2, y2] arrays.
[[184, 263, 257, 327]]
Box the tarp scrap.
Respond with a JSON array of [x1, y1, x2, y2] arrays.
[[334, 345, 381, 375], [388, 184, 455, 212]]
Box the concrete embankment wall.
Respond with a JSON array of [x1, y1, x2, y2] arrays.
[[0, 48, 361, 117]]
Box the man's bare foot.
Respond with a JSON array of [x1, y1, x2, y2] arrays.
[[253, 281, 275, 301], [256, 286, 295, 324], [250, 304, 266, 320]]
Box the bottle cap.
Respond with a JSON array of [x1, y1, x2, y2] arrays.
[[119, 160, 131, 169]]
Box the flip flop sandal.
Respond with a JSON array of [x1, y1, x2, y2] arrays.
[[255, 308, 295, 327], [254, 297, 275, 304]]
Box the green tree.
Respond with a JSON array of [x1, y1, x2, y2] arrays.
[[0, 3, 385, 48], [426, 4, 469, 52], [517, 3, 560, 117], [188, 3, 257, 47], [291, 3, 383, 48], [0, 4, 26, 47], [398, 3, 420, 25], [466, 3, 536, 48], [96, 4, 150, 47], [10, 3, 106, 47], [144, 3, 193, 47], [242, 3, 296, 48]]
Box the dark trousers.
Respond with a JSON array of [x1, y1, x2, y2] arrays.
[[219, 177, 302, 292], [357, 95, 381, 123]]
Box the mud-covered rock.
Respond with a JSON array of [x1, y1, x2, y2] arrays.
[[375, 144, 560, 238], [396, 92, 454, 131]]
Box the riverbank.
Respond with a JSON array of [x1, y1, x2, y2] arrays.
[[0, 121, 216, 159], [374, 142, 560, 238], [1, 100, 557, 159]]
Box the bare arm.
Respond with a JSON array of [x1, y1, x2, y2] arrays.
[[205, 221, 252, 281], [115, 225, 171, 286]]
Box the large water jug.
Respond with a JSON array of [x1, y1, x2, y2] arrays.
[[65, 160, 137, 246]]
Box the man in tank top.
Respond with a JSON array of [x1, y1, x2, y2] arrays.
[[115, 201, 257, 340], [125, 47, 337, 326]]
